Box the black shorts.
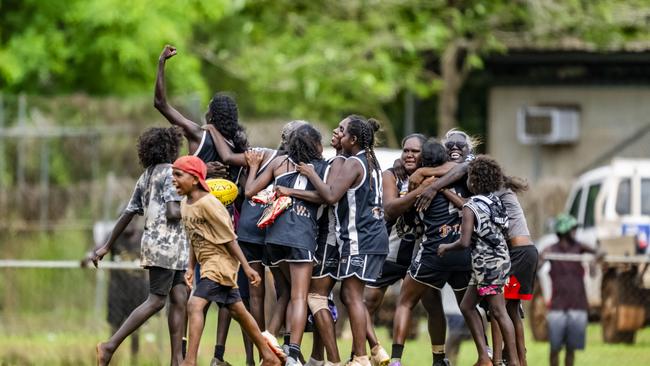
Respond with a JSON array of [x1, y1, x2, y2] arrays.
[[240, 241, 265, 264], [264, 243, 314, 267], [504, 245, 539, 301], [148, 267, 186, 296], [408, 253, 470, 291], [193, 277, 242, 307], [313, 243, 340, 279], [366, 260, 409, 289], [338, 254, 386, 283]]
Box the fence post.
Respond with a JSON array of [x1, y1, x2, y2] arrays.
[[39, 139, 49, 230], [16, 94, 26, 191]]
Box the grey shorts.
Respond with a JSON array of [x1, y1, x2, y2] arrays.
[[547, 309, 588, 352]]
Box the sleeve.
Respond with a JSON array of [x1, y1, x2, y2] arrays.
[[124, 175, 145, 216], [162, 169, 183, 203], [202, 197, 238, 245]]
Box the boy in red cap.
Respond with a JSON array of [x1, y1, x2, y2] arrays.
[[171, 155, 281, 366]]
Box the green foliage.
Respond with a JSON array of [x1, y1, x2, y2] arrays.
[[0, 0, 234, 98]]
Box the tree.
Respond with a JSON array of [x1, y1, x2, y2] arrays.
[[0, 0, 234, 97]]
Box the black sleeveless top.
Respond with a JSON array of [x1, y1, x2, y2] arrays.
[[236, 150, 278, 245], [384, 168, 422, 266], [265, 158, 328, 251]]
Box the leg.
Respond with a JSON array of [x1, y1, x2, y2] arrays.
[[215, 306, 232, 360], [391, 276, 427, 347], [565, 348, 575, 366], [169, 283, 190, 366], [550, 350, 559, 366], [506, 300, 527, 366], [309, 276, 340, 363], [97, 293, 167, 366], [364, 286, 387, 348], [249, 262, 267, 329], [484, 295, 518, 366], [182, 296, 211, 366], [490, 317, 503, 364], [287, 262, 313, 358], [341, 276, 372, 357], [268, 266, 290, 336], [421, 288, 447, 364], [459, 286, 491, 366], [229, 301, 282, 366]]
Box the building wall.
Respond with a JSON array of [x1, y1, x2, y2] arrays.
[[488, 86, 650, 180]]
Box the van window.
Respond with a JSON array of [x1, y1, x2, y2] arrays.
[[616, 178, 632, 215], [584, 183, 602, 228], [569, 189, 583, 220], [642, 179, 650, 215]]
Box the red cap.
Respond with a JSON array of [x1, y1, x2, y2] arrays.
[[172, 156, 210, 192]]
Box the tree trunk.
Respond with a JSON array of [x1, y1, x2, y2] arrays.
[[437, 40, 465, 138]]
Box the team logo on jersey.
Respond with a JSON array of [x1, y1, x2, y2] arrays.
[[293, 203, 311, 218]]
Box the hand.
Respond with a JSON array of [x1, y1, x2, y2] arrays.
[[296, 163, 315, 178], [393, 158, 407, 182], [244, 149, 264, 168], [245, 267, 261, 287], [160, 45, 177, 61], [80, 251, 94, 268], [409, 170, 425, 190], [415, 185, 438, 212], [184, 269, 194, 289], [274, 185, 291, 197], [206, 161, 229, 179], [421, 176, 436, 187], [437, 244, 448, 257], [91, 246, 109, 268]]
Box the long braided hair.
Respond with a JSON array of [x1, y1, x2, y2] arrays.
[[287, 124, 323, 164], [207, 92, 249, 153], [346, 115, 381, 190]]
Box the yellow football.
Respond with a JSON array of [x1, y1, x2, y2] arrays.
[[206, 178, 239, 206]]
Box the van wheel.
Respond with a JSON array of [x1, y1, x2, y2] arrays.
[[530, 282, 548, 341], [601, 275, 636, 344]]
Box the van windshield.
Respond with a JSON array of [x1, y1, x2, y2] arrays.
[[584, 183, 601, 228]]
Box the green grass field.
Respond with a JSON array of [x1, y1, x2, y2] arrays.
[[2, 309, 650, 365]]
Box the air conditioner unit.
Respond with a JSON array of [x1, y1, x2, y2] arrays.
[[517, 106, 580, 145]]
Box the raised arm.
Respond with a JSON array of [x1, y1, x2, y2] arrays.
[[415, 161, 469, 212], [297, 158, 361, 205], [409, 161, 457, 190], [203, 124, 250, 167], [153, 45, 203, 149]]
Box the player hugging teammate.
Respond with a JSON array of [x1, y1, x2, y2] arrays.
[[90, 45, 538, 366]]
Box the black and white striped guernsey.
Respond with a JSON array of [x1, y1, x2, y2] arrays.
[[315, 157, 347, 253], [236, 150, 278, 244], [265, 158, 328, 251], [335, 150, 389, 256], [193, 130, 243, 184], [384, 168, 422, 266]]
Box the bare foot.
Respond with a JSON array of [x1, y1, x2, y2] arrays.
[[260, 356, 282, 366], [180, 360, 196, 366], [96, 343, 113, 366], [473, 358, 493, 366]]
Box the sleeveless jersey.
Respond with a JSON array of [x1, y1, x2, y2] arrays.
[[417, 180, 471, 271], [335, 151, 389, 256], [236, 150, 278, 244], [385, 168, 422, 265], [194, 130, 243, 184], [265, 159, 328, 251], [316, 156, 347, 250]]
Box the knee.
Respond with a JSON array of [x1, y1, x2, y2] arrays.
[[308, 293, 330, 315], [460, 303, 475, 316], [365, 292, 382, 311], [187, 298, 205, 315], [147, 294, 167, 311]]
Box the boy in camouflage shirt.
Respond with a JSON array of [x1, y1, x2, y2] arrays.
[[91, 127, 189, 366]]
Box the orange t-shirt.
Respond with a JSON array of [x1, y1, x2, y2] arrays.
[[181, 194, 239, 287]]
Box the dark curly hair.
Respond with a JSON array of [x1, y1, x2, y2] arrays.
[[137, 127, 183, 168], [346, 115, 381, 190], [467, 155, 504, 195], [288, 124, 323, 164], [206, 92, 249, 153], [420, 139, 447, 168]]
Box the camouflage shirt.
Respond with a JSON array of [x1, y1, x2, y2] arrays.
[[125, 164, 188, 271]]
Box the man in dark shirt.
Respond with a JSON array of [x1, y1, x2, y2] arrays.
[[542, 214, 599, 366]]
